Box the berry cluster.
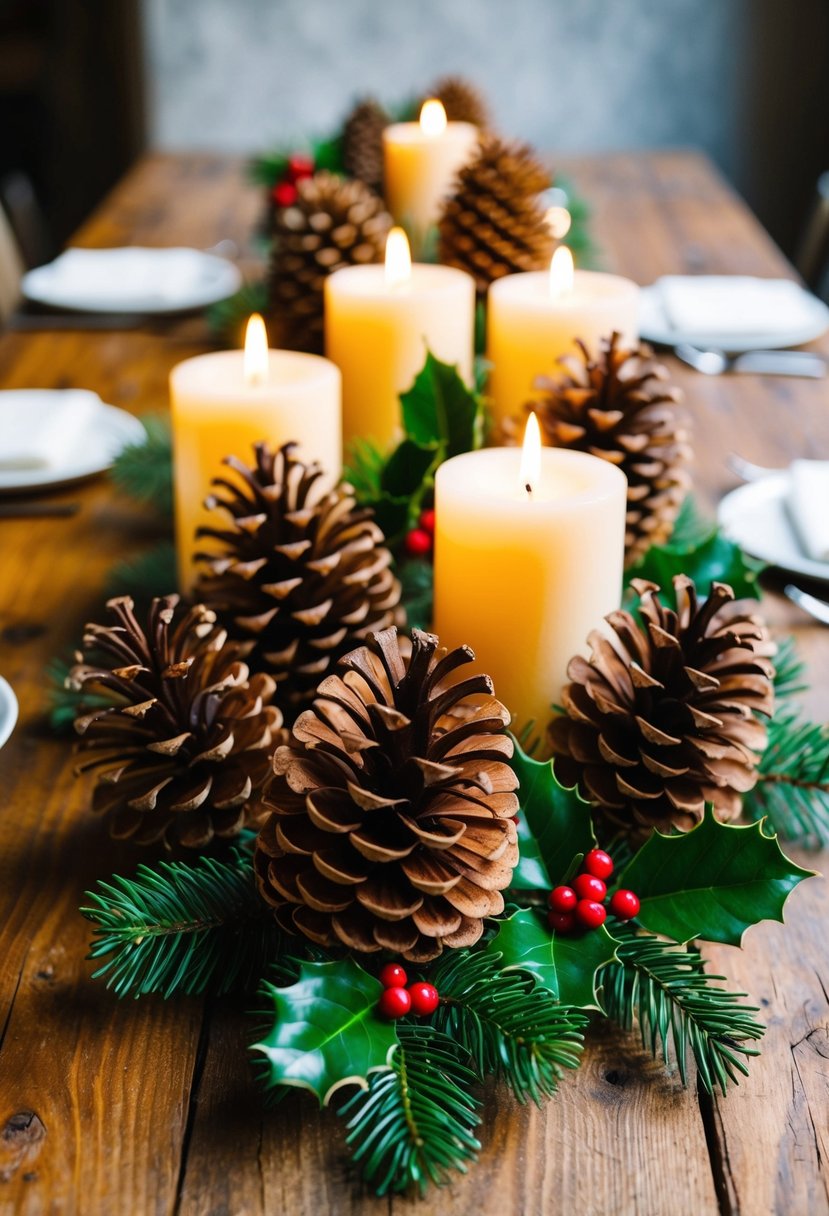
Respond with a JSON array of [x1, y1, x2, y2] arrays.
[[377, 963, 439, 1020], [270, 153, 315, 209], [404, 508, 436, 559], [547, 849, 640, 934]]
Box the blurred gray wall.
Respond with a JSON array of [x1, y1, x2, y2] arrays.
[[142, 0, 829, 252]]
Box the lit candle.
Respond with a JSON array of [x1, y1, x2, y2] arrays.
[[487, 247, 640, 429], [382, 100, 479, 256], [170, 314, 342, 592], [432, 412, 627, 750], [324, 227, 475, 451]]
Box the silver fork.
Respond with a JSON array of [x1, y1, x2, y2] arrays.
[[726, 453, 785, 482], [785, 584, 829, 625]]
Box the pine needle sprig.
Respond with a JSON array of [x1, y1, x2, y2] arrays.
[[103, 541, 178, 609], [46, 654, 116, 733], [81, 849, 282, 999], [341, 1023, 481, 1196], [601, 929, 764, 1095], [745, 708, 829, 847], [109, 412, 173, 519], [428, 948, 587, 1104], [771, 635, 808, 702]]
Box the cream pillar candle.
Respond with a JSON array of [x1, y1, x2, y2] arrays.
[[324, 228, 475, 451], [432, 414, 627, 751], [487, 247, 640, 429], [171, 314, 342, 592], [383, 100, 479, 257]]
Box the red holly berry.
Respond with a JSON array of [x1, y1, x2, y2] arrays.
[[379, 963, 408, 988], [547, 910, 575, 933], [405, 528, 432, 557], [407, 982, 439, 1016], [287, 152, 315, 182], [272, 180, 298, 207], [583, 848, 614, 880], [548, 885, 577, 913], [419, 508, 436, 534], [575, 899, 607, 929], [609, 889, 641, 920], [378, 986, 412, 1019], [574, 873, 607, 902]]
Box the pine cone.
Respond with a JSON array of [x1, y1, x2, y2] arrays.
[[255, 627, 519, 962], [438, 135, 554, 295], [548, 577, 775, 839], [194, 443, 402, 722], [71, 596, 284, 848], [268, 171, 392, 353], [423, 75, 491, 128], [342, 98, 388, 194], [531, 333, 693, 567]]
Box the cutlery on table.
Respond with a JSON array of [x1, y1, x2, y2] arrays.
[[784, 584, 829, 625], [725, 453, 783, 482], [675, 343, 826, 378], [0, 501, 81, 519], [6, 312, 151, 332]]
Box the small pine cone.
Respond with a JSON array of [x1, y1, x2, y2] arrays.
[[268, 171, 392, 353], [342, 98, 389, 194], [194, 443, 402, 722], [255, 627, 519, 962], [438, 135, 554, 295], [548, 576, 775, 839], [71, 596, 284, 848], [423, 75, 491, 128], [531, 333, 693, 567]]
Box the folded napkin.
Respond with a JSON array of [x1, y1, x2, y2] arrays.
[[37, 247, 207, 307], [0, 389, 100, 470], [658, 276, 817, 337], [788, 459, 829, 562]]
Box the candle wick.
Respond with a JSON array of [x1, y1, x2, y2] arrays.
[[525, 482, 533, 498]]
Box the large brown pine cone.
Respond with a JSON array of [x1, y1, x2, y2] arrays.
[[438, 135, 554, 295], [254, 627, 519, 962], [422, 75, 491, 128], [268, 171, 392, 353], [71, 596, 284, 848], [531, 333, 693, 567], [341, 98, 389, 194], [548, 577, 774, 838], [194, 443, 402, 722]]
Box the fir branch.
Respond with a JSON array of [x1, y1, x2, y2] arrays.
[[81, 848, 282, 999], [46, 654, 116, 734], [772, 635, 807, 702], [428, 948, 587, 1104], [104, 541, 178, 608], [745, 708, 829, 847], [109, 412, 173, 519], [601, 929, 764, 1095], [341, 1023, 481, 1196]]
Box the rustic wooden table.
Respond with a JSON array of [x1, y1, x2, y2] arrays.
[[0, 151, 828, 1216]]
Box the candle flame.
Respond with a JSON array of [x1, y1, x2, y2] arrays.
[[549, 245, 574, 298], [243, 313, 269, 386], [384, 226, 412, 288], [545, 205, 572, 239], [419, 98, 447, 137], [520, 412, 542, 496]]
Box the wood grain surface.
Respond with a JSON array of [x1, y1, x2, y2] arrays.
[[0, 151, 827, 1216]]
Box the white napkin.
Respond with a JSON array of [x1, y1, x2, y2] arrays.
[[788, 460, 829, 562], [658, 276, 817, 337], [36, 247, 207, 308], [0, 389, 100, 470]]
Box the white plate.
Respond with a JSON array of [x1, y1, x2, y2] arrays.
[[718, 474, 829, 581], [0, 397, 146, 493], [0, 677, 18, 750], [22, 247, 242, 315], [640, 284, 829, 353]]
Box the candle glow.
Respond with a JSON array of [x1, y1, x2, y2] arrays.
[[519, 411, 542, 496], [243, 313, 269, 386], [384, 227, 412, 289], [549, 246, 575, 298], [419, 99, 447, 137]]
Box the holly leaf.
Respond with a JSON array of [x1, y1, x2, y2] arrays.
[[252, 958, 398, 1107], [397, 557, 433, 633], [626, 521, 763, 603], [399, 351, 480, 458], [617, 808, 816, 946], [510, 740, 596, 890], [484, 908, 617, 1011]]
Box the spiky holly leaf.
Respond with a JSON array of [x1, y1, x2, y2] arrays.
[[252, 958, 398, 1106], [626, 513, 763, 602], [617, 808, 815, 946], [399, 351, 480, 458], [484, 908, 617, 1011], [510, 740, 596, 891]]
